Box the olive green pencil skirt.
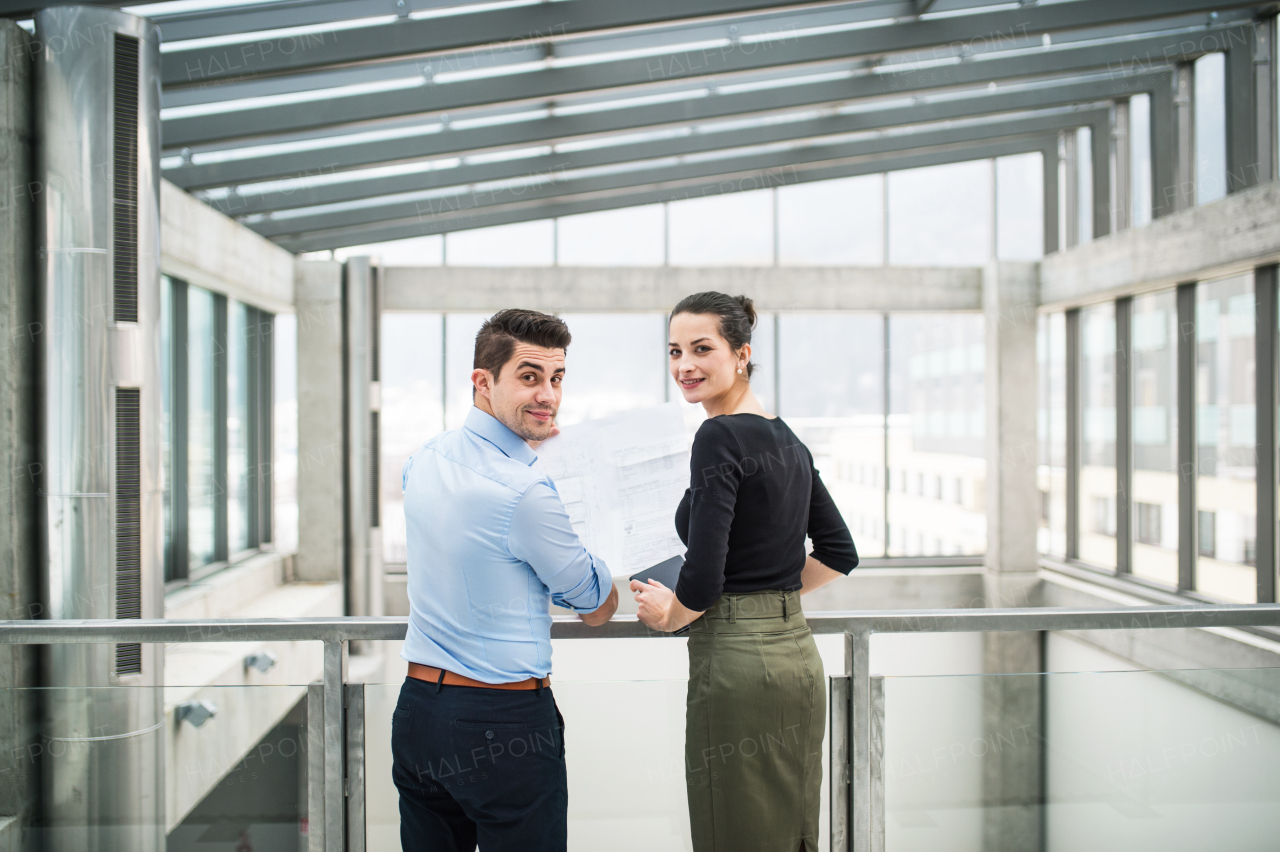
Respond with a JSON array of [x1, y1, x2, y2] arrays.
[[685, 589, 825, 852]]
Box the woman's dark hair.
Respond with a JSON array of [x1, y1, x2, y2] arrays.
[[670, 291, 758, 378], [474, 309, 572, 380]]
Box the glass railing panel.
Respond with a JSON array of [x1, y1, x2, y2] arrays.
[[882, 666, 1280, 852], [365, 678, 696, 851], [0, 684, 314, 850]]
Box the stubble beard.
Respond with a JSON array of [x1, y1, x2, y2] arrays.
[[497, 402, 555, 443]]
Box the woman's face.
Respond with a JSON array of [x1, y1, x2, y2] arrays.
[[668, 312, 748, 405]]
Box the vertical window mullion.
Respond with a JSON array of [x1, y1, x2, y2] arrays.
[[882, 312, 891, 552], [213, 294, 228, 563], [171, 280, 189, 582], [260, 311, 274, 545], [1256, 264, 1279, 602], [246, 307, 260, 549], [1115, 296, 1134, 575], [1065, 308, 1081, 560], [1176, 281, 1199, 591]]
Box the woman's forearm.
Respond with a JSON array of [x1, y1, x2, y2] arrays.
[[799, 556, 844, 595], [661, 595, 705, 632]]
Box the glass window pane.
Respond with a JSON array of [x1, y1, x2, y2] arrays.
[[273, 313, 298, 554], [334, 235, 443, 265], [776, 174, 884, 265], [444, 313, 491, 430], [1038, 312, 1067, 557], [161, 276, 174, 580], [187, 286, 217, 569], [445, 220, 554, 266], [1130, 94, 1153, 227], [550, 314, 666, 426], [1079, 303, 1117, 570], [780, 313, 884, 557], [1196, 273, 1256, 602], [558, 205, 664, 266], [996, 152, 1044, 260], [1195, 52, 1228, 205], [1076, 126, 1093, 244], [888, 160, 993, 265], [381, 313, 444, 565], [1132, 290, 1179, 586], [888, 314, 986, 557], [227, 301, 251, 554], [747, 313, 776, 416], [668, 189, 774, 266]]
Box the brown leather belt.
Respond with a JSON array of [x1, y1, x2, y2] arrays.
[[407, 662, 549, 691]]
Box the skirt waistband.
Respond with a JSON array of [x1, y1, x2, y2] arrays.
[[689, 590, 805, 634]]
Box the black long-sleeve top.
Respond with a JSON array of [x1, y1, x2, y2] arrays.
[[674, 413, 859, 612]]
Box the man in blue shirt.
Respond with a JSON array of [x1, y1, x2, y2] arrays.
[[392, 309, 618, 852]]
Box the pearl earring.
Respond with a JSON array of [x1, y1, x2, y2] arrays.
[[737, 363, 743, 374]]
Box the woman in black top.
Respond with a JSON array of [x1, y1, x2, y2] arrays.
[[631, 292, 859, 852]]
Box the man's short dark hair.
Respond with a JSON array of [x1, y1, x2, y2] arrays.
[[474, 309, 572, 381]]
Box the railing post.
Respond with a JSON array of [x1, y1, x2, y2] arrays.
[[829, 674, 850, 852], [307, 682, 325, 852], [870, 675, 885, 852], [324, 639, 347, 852], [849, 629, 872, 852], [345, 683, 367, 852]]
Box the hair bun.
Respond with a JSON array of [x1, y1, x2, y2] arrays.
[[734, 295, 758, 328]]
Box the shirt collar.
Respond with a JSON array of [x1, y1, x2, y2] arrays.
[[463, 406, 538, 466]]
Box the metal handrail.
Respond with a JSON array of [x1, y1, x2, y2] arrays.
[[6, 603, 1280, 852], [3, 602, 1280, 644]]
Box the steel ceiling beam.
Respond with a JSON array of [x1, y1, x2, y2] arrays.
[[158, 0, 883, 86], [216, 73, 1153, 218], [161, 2, 1227, 109], [164, 25, 1237, 189], [276, 132, 1060, 252], [159, 0, 1260, 147], [263, 107, 1102, 242]]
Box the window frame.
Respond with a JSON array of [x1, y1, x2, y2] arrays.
[[163, 275, 276, 586], [1045, 262, 1279, 604]]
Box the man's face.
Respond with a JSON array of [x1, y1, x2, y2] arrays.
[[473, 343, 565, 442]]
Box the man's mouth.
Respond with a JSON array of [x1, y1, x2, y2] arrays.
[[526, 409, 553, 422]]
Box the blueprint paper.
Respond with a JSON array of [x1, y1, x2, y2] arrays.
[[535, 402, 689, 577]]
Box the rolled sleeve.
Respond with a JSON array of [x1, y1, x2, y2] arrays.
[[507, 479, 613, 612]]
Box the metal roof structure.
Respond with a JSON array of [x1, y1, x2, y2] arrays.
[[10, 0, 1277, 252]]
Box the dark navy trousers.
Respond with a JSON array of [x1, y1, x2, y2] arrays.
[[391, 676, 568, 852]]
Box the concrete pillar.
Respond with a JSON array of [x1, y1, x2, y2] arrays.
[[981, 261, 1044, 852], [343, 258, 380, 622], [294, 261, 345, 583], [0, 20, 41, 843], [983, 261, 1041, 585]]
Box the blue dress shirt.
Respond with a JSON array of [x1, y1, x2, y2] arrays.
[[400, 406, 613, 682]]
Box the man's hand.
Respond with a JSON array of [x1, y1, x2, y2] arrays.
[[578, 582, 618, 627]]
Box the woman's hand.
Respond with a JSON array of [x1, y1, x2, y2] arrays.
[[630, 578, 704, 633]]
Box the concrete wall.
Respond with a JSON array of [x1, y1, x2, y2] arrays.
[[0, 20, 41, 847], [160, 179, 293, 313], [1040, 180, 1280, 307], [381, 265, 982, 313]]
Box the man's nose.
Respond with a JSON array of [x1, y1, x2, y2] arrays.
[[533, 379, 557, 402]]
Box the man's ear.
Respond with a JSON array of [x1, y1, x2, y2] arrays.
[[472, 368, 493, 401]]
